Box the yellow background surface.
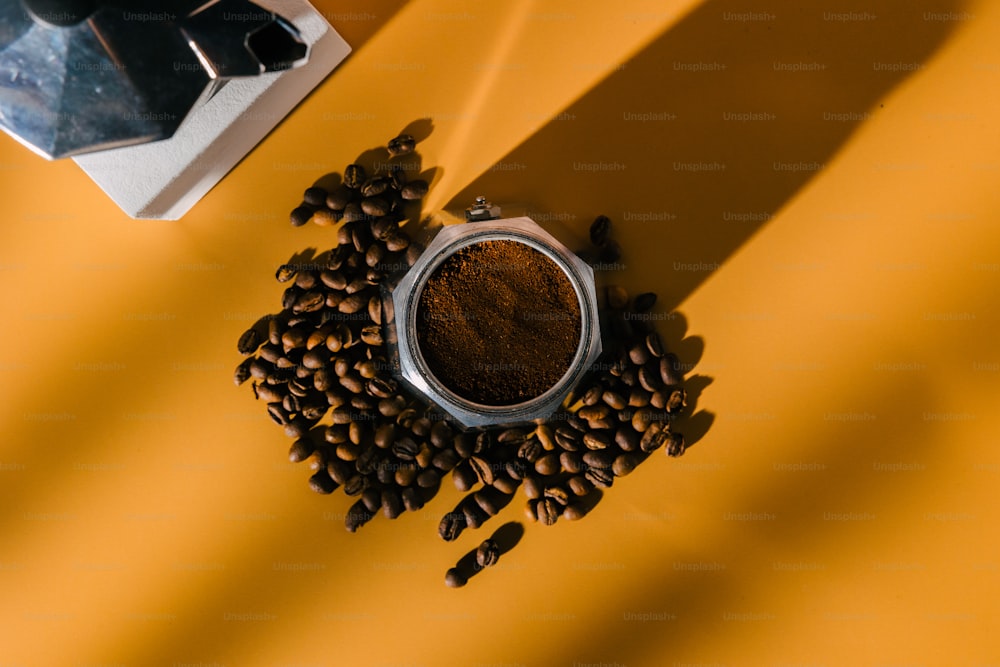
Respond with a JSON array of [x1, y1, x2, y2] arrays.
[[1, 1, 998, 665]]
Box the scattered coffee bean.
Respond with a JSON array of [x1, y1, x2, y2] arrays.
[[476, 539, 501, 568]]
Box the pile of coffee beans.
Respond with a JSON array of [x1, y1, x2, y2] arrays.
[[234, 136, 688, 585]]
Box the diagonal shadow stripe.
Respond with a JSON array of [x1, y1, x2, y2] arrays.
[[446, 0, 969, 313]]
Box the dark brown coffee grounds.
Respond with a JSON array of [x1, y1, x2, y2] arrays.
[[416, 239, 582, 406]]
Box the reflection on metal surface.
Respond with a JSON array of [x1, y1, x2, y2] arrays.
[[0, 0, 309, 159]]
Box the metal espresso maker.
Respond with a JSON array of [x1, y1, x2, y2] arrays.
[[0, 0, 351, 218]]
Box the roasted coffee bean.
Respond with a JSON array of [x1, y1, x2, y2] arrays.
[[613, 452, 641, 477], [615, 426, 640, 452], [606, 285, 628, 310], [536, 424, 556, 451], [666, 431, 686, 457], [308, 469, 336, 494], [373, 423, 396, 449], [638, 366, 661, 393], [602, 390, 627, 410], [629, 342, 650, 366], [343, 474, 367, 496], [325, 185, 353, 211], [339, 373, 364, 394], [660, 354, 684, 386], [338, 293, 368, 314], [415, 443, 434, 469], [583, 450, 615, 471], [405, 242, 424, 267], [628, 387, 650, 408], [583, 431, 611, 450], [402, 486, 424, 512], [473, 431, 495, 455], [384, 232, 410, 252], [476, 539, 501, 568], [325, 425, 349, 444], [537, 497, 560, 525], [666, 388, 687, 413], [370, 216, 398, 241], [493, 474, 519, 495], [376, 462, 395, 486], [290, 205, 313, 226], [267, 403, 290, 426], [432, 448, 459, 472], [445, 567, 467, 588], [469, 456, 495, 486], [329, 408, 354, 425], [452, 460, 478, 491], [505, 460, 527, 481], [590, 215, 612, 246], [582, 384, 603, 406], [639, 422, 666, 453], [342, 202, 364, 223], [382, 489, 404, 519], [430, 420, 453, 448], [325, 388, 347, 409], [649, 390, 667, 410], [312, 209, 339, 226], [554, 427, 581, 451], [400, 179, 428, 200], [361, 325, 383, 346], [345, 276, 370, 294], [620, 368, 638, 387], [293, 289, 325, 314], [288, 437, 314, 463], [368, 295, 383, 325], [275, 264, 297, 283], [256, 382, 283, 404], [578, 405, 611, 423], [378, 396, 406, 417], [560, 451, 584, 474], [584, 466, 614, 489], [360, 488, 381, 513], [361, 196, 390, 217], [281, 327, 308, 353], [544, 485, 570, 506], [395, 408, 418, 429], [463, 498, 489, 529], [472, 488, 505, 517], [237, 327, 261, 355], [327, 459, 351, 485], [563, 504, 587, 521], [567, 475, 592, 496], [631, 408, 655, 433], [645, 331, 664, 358], [438, 511, 466, 541], [534, 452, 561, 476], [392, 436, 420, 461], [302, 186, 327, 207], [417, 467, 441, 488], [301, 402, 326, 421], [354, 359, 377, 379], [388, 133, 416, 156], [335, 441, 360, 461], [348, 420, 368, 446], [360, 176, 391, 198], [344, 164, 366, 189], [350, 395, 375, 411], [302, 347, 329, 370], [523, 475, 543, 499], [517, 438, 543, 463], [345, 500, 374, 532], [234, 358, 253, 385]]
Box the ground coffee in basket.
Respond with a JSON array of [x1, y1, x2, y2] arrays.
[[415, 239, 581, 406]]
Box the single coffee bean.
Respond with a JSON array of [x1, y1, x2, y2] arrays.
[[638, 366, 661, 393], [290, 205, 313, 226], [432, 448, 459, 471], [312, 209, 339, 227], [361, 197, 391, 217], [583, 450, 615, 471], [649, 389, 667, 409], [343, 474, 367, 496], [666, 388, 687, 413], [452, 460, 478, 491], [361, 325, 383, 346], [416, 443, 435, 469], [438, 511, 467, 541], [523, 475, 543, 499], [370, 216, 398, 241], [325, 185, 353, 211], [476, 539, 501, 568], [267, 403, 290, 426], [342, 202, 364, 222], [359, 487, 381, 513], [584, 466, 614, 489], [620, 368, 638, 387], [345, 500, 374, 532], [639, 422, 666, 453], [335, 441, 360, 461], [395, 407, 418, 429], [560, 451, 584, 474], [378, 396, 406, 417], [417, 467, 441, 488], [613, 452, 641, 477], [327, 459, 351, 485], [445, 567, 467, 588], [392, 436, 420, 461], [660, 354, 684, 386], [615, 426, 640, 452], [534, 452, 561, 476], [338, 293, 368, 314], [554, 427, 581, 452], [388, 133, 416, 156], [302, 186, 327, 206], [402, 486, 424, 512], [505, 460, 526, 481], [536, 424, 556, 451], [237, 328, 261, 355], [339, 373, 365, 394], [324, 425, 348, 444], [537, 497, 560, 525], [544, 485, 571, 506], [400, 180, 428, 200], [567, 475, 592, 496], [405, 242, 424, 267], [288, 437, 314, 463], [629, 342, 650, 366], [469, 455, 495, 486], [606, 285, 629, 311], [666, 431, 687, 457], [492, 474, 520, 495], [589, 215, 612, 246], [582, 384, 603, 406], [645, 331, 664, 358], [516, 438, 543, 463], [233, 358, 253, 385], [430, 420, 453, 448], [628, 387, 650, 408], [578, 405, 610, 423], [462, 498, 489, 529], [382, 489, 404, 519], [583, 431, 612, 450], [602, 390, 627, 410], [344, 164, 366, 189], [384, 232, 410, 252]]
